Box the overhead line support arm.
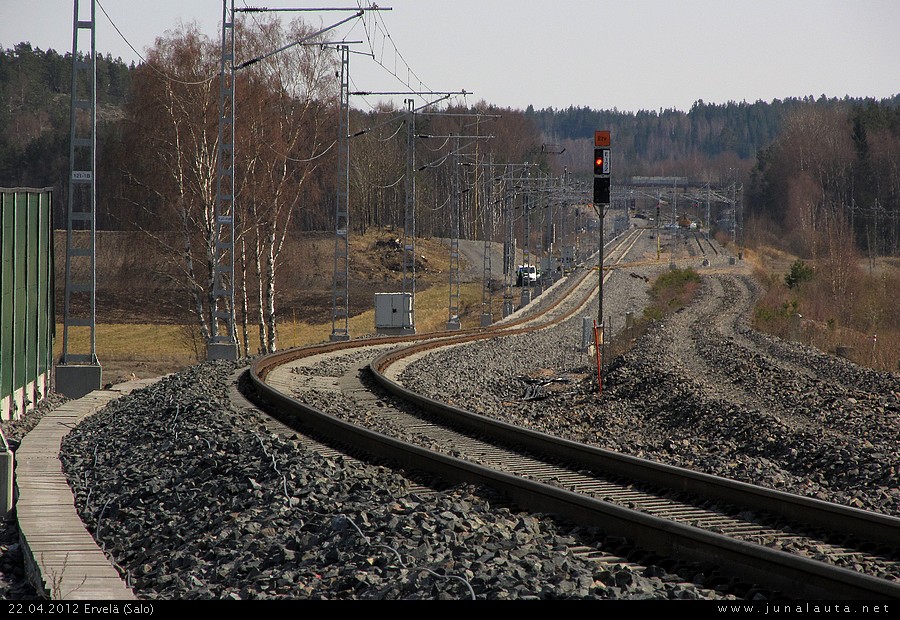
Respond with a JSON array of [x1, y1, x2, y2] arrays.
[[235, 10, 364, 70], [237, 6, 392, 12]]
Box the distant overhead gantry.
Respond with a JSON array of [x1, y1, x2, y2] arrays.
[[618, 175, 744, 248]]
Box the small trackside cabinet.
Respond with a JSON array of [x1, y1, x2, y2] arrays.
[[375, 293, 413, 329]]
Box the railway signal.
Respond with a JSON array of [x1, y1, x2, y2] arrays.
[[593, 131, 611, 205], [592, 130, 611, 394]]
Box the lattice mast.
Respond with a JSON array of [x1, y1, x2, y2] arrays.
[[62, 0, 97, 367], [57, 0, 103, 398], [446, 133, 461, 330], [330, 45, 351, 341], [209, 0, 238, 360]]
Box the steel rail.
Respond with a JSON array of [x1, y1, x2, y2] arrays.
[[363, 262, 900, 598], [370, 353, 900, 546]]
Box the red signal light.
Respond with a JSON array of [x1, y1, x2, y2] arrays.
[[593, 147, 609, 176], [594, 148, 604, 175]]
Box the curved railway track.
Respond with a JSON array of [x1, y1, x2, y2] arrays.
[[246, 229, 900, 600]]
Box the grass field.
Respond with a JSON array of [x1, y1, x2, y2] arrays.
[[55, 279, 499, 384], [52, 222, 512, 386]]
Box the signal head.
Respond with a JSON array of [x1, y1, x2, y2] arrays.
[[594, 147, 609, 176], [594, 148, 604, 175]]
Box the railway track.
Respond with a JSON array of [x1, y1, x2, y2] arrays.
[[690, 230, 719, 257], [247, 230, 900, 600]]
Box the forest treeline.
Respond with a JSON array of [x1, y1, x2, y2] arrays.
[[0, 43, 132, 206], [530, 96, 900, 181], [1, 33, 897, 354], [2, 40, 897, 243]]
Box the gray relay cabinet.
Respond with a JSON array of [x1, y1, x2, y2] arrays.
[[374, 293, 414, 335]]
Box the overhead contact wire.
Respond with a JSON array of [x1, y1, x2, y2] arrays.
[[96, 0, 216, 86]]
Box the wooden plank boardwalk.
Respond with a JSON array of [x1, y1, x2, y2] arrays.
[[15, 378, 161, 600]]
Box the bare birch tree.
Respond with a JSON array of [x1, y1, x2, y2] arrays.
[[234, 17, 337, 354], [119, 18, 337, 355]]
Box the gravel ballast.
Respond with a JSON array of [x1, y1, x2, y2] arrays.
[[55, 361, 719, 600], [399, 246, 900, 518]]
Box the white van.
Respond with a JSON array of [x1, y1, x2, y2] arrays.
[[516, 264, 537, 286]]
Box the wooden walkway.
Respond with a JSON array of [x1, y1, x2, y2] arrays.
[[15, 378, 160, 600]]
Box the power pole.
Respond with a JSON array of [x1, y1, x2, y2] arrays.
[[480, 157, 495, 326], [503, 166, 515, 317], [706, 182, 711, 243], [57, 0, 102, 398], [208, 0, 238, 361], [731, 179, 737, 245], [447, 133, 461, 330], [330, 44, 351, 341], [520, 165, 533, 309], [542, 172, 554, 284], [212, 4, 382, 352], [401, 98, 417, 333]]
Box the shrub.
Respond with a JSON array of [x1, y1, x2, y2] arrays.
[[784, 259, 813, 289], [646, 268, 702, 317]]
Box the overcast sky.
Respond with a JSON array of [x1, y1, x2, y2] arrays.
[[1, 0, 897, 113]]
